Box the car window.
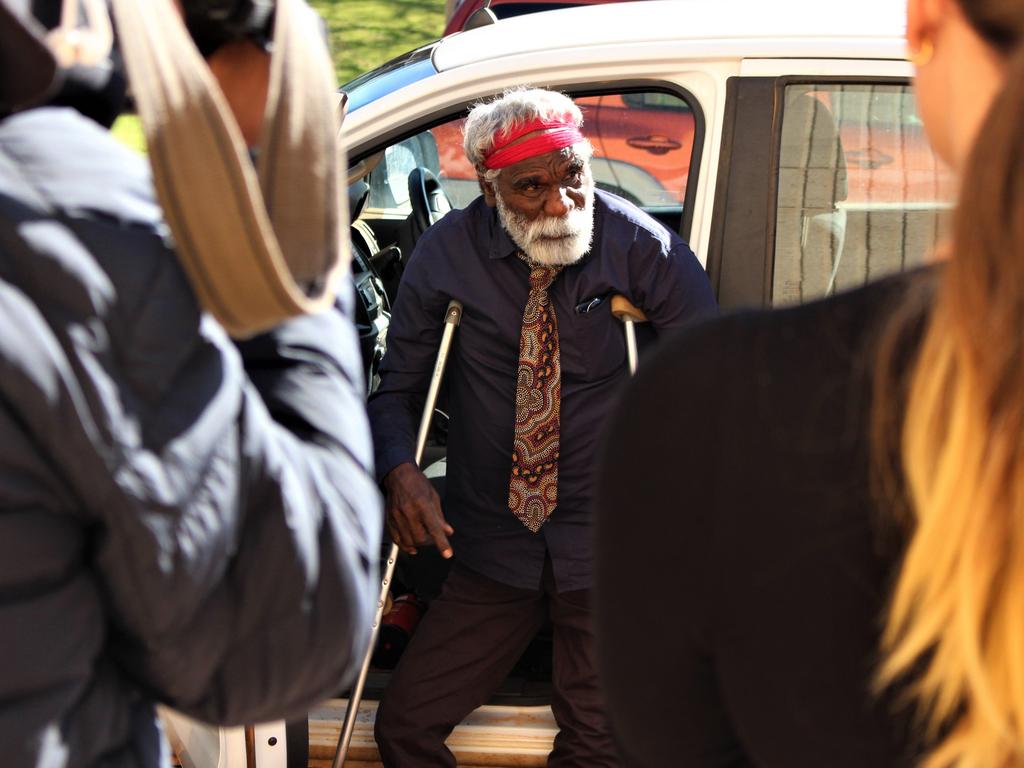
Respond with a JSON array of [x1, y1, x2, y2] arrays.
[[577, 92, 694, 209], [365, 133, 444, 210], [362, 89, 697, 218], [772, 82, 956, 306]]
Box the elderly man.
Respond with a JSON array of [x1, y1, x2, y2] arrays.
[[368, 87, 716, 766]]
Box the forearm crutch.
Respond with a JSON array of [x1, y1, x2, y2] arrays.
[[332, 299, 464, 768], [610, 295, 648, 375]]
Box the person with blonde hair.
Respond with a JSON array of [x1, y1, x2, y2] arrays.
[[595, 0, 1024, 765]]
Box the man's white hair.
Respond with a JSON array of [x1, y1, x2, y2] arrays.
[[463, 87, 593, 180]]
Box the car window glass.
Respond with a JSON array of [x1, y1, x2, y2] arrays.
[[366, 134, 444, 211], [577, 92, 693, 210], [772, 83, 956, 306], [361, 89, 697, 219], [384, 145, 416, 207]]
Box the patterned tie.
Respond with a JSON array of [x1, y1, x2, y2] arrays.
[[509, 258, 563, 533]]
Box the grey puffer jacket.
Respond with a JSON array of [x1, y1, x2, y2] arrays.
[[0, 107, 382, 768]]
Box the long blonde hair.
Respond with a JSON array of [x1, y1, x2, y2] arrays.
[[874, 4, 1024, 764]]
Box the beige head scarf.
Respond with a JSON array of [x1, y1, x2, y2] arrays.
[[104, 0, 347, 337]]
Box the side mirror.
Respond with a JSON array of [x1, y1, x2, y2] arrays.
[[463, 1, 497, 30]]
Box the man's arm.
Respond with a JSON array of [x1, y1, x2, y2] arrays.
[[628, 236, 718, 334], [367, 235, 455, 557]]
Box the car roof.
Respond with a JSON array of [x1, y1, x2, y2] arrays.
[[434, 0, 907, 70], [341, 0, 911, 157], [444, 0, 629, 36]]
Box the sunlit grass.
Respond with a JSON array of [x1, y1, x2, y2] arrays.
[[108, 1, 445, 150], [309, 0, 446, 86]]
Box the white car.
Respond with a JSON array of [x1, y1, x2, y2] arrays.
[[343, 0, 953, 326], [171, 2, 955, 766]]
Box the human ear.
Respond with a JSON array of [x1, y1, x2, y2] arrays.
[[479, 174, 497, 206], [906, 0, 948, 55]]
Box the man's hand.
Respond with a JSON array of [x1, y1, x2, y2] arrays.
[[382, 463, 454, 558]]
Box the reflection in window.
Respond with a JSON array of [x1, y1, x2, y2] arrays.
[[577, 91, 694, 209], [772, 83, 956, 306], [428, 91, 696, 212]]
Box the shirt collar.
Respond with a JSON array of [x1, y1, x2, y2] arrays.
[[485, 205, 520, 261]]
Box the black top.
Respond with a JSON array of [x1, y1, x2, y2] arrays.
[[368, 190, 717, 591], [596, 270, 936, 766]]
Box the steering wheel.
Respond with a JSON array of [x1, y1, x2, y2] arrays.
[[408, 167, 452, 241]]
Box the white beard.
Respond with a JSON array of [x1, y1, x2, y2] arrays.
[[495, 175, 595, 267]]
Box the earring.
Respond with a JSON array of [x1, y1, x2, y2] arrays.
[[907, 38, 934, 67]]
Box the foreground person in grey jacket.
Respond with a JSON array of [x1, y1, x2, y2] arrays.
[[0, 3, 381, 767]]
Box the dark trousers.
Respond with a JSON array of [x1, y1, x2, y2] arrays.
[[374, 559, 619, 767]]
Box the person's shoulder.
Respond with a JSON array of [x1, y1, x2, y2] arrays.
[[421, 195, 490, 239], [760, 266, 937, 354], [0, 107, 161, 229], [408, 195, 492, 262], [593, 188, 677, 249], [404, 197, 505, 290], [0, 107, 203, 368], [646, 267, 937, 387]]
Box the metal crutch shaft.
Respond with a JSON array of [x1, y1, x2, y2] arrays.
[[610, 295, 648, 376], [332, 299, 464, 768]]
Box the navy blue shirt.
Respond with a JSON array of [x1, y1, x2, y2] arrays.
[[368, 190, 717, 591]]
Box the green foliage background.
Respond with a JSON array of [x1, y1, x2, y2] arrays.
[[310, 0, 446, 86], [112, 0, 446, 150]]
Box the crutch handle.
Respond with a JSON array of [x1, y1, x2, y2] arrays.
[[444, 299, 463, 325], [611, 295, 646, 376], [611, 295, 648, 323]]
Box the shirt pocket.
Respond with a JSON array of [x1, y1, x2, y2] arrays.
[[561, 305, 627, 381]]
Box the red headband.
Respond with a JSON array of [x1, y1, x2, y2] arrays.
[[482, 116, 585, 170]]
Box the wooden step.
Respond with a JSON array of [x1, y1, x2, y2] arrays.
[[309, 699, 556, 767]]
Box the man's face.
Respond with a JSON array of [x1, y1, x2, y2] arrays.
[[488, 146, 595, 267]]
